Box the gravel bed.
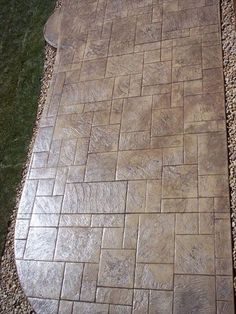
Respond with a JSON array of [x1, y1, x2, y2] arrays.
[[221, 0, 236, 292], [0, 0, 236, 313]]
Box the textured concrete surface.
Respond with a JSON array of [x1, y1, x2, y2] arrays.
[[15, 0, 234, 313]]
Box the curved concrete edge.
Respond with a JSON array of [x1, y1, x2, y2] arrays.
[[43, 8, 61, 49]]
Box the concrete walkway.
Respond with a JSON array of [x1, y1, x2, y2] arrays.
[[15, 0, 234, 313]]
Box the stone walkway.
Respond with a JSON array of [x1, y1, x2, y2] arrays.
[[15, 0, 235, 313]]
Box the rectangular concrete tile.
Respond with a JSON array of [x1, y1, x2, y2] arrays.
[[91, 214, 124, 227], [33, 196, 63, 214], [161, 198, 198, 213], [137, 214, 175, 263], [54, 227, 102, 262], [217, 301, 234, 314], [58, 300, 73, 314], [119, 131, 150, 151], [110, 99, 123, 124], [129, 74, 142, 97], [151, 135, 183, 149], [203, 68, 224, 93], [198, 133, 228, 175], [202, 45, 222, 69], [16, 260, 64, 299], [199, 175, 229, 197], [135, 263, 173, 290], [162, 165, 198, 198], [184, 134, 198, 164], [80, 263, 98, 302], [60, 79, 114, 104], [199, 213, 214, 234], [173, 45, 201, 67], [29, 298, 58, 314], [61, 263, 83, 300], [173, 275, 216, 314], [175, 235, 215, 275], [216, 276, 234, 301], [163, 6, 218, 32], [214, 197, 230, 213], [109, 305, 132, 314], [126, 181, 146, 213], [59, 214, 91, 227], [15, 240, 26, 259], [73, 302, 108, 314], [34, 127, 53, 153], [184, 93, 225, 123], [215, 219, 232, 258], [109, 17, 136, 55], [54, 113, 93, 140], [172, 65, 202, 82], [146, 180, 161, 212], [133, 289, 149, 314], [106, 53, 143, 77], [113, 75, 130, 99], [96, 287, 133, 305], [171, 82, 183, 107], [98, 249, 135, 288], [15, 220, 30, 240], [149, 291, 173, 314], [117, 149, 162, 180], [123, 214, 139, 249], [18, 180, 38, 214], [121, 96, 152, 132], [59, 139, 77, 166], [62, 182, 127, 214]]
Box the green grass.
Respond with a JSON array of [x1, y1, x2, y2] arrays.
[[0, 0, 56, 255]]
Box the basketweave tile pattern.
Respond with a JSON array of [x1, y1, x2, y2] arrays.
[[15, 0, 234, 313]]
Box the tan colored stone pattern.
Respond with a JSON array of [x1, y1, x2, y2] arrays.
[[15, 0, 234, 313]]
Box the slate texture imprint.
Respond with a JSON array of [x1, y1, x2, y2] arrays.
[[15, 0, 234, 313]]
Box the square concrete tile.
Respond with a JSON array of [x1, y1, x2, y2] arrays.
[[85, 152, 117, 182], [24, 227, 57, 260], [152, 108, 183, 136], [143, 61, 172, 85], [98, 249, 135, 288], [175, 235, 215, 275], [162, 165, 198, 198], [173, 275, 216, 314], [89, 125, 120, 153]]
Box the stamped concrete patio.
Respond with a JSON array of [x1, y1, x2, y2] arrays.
[[14, 0, 234, 313]]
